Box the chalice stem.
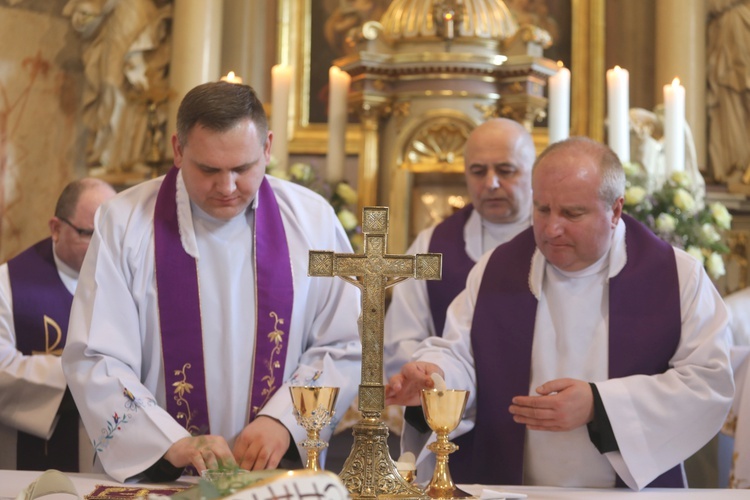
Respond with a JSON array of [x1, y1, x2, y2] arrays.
[[427, 436, 458, 498], [305, 429, 323, 471]]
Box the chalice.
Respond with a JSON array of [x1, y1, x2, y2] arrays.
[[421, 388, 470, 499], [290, 386, 339, 471]]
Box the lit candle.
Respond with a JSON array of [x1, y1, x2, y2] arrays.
[[664, 77, 685, 173], [326, 66, 351, 183], [548, 62, 570, 144], [220, 71, 243, 84], [444, 11, 454, 40], [606, 65, 630, 163], [270, 64, 292, 172]]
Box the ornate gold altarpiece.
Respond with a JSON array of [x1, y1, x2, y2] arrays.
[[333, 0, 559, 253]]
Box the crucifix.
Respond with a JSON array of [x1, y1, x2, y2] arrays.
[[309, 206, 442, 500]]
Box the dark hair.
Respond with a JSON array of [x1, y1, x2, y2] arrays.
[[54, 178, 112, 220], [533, 136, 625, 205], [176, 81, 268, 147]]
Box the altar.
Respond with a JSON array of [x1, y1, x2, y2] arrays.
[[1, 470, 748, 500]]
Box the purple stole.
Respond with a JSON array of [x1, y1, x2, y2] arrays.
[[154, 167, 293, 436], [450, 214, 684, 488], [8, 237, 79, 472], [426, 205, 476, 336]]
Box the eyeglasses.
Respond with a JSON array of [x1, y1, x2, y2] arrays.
[[59, 217, 94, 238]]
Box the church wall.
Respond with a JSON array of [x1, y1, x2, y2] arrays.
[[0, 1, 86, 262]]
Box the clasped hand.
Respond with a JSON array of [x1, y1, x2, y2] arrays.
[[164, 415, 291, 473]]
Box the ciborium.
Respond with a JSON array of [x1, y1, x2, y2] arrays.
[[421, 389, 471, 499], [290, 386, 339, 471]]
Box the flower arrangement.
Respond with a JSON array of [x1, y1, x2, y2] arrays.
[[266, 159, 363, 252], [622, 162, 732, 280]]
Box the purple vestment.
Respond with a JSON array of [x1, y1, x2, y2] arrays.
[[154, 167, 294, 436], [426, 205, 476, 336], [8, 237, 78, 472], [450, 214, 684, 487]]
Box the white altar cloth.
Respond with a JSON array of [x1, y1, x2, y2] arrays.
[[1, 471, 749, 500]]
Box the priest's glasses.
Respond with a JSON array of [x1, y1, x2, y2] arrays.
[[421, 388, 472, 499], [290, 386, 339, 471]]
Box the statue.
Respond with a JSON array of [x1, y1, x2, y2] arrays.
[[64, 0, 171, 176], [629, 107, 705, 198], [707, 0, 750, 183]]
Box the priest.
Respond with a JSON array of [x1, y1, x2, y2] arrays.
[[386, 137, 733, 490], [62, 81, 362, 482], [0, 178, 116, 472], [383, 118, 535, 381]]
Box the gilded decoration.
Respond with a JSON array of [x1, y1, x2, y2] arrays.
[[32, 315, 63, 355], [252, 311, 286, 417], [401, 117, 473, 174], [308, 207, 441, 499], [172, 362, 200, 435]]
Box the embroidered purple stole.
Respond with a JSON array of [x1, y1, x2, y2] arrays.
[[8, 237, 79, 472], [154, 167, 293, 436], [426, 205, 476, 336], [450, 214, 684, 487]]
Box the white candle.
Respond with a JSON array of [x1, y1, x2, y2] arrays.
[[271, 64, 292, 172], [220, 71, 243, 84], [548, 62, 570, 144], [606, 65, 630, 163], [664, 77, 686, 173], [326, 66, 351, 183], [444, 12, 454, 39]]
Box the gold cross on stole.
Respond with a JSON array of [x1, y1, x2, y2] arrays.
[[309, 206, 441, 500]]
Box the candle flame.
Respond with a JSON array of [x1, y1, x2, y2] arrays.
[[557, 60, 564, 69], [614, 65, 622, 72], [444, 11, 454, 21], [227, 71, 236, 79], [672, 77, 681, 87]]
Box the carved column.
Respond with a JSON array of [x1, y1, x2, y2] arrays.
[[355, 98, 389, 214], [167, 0, 223, 147], [655, 0, 706, 168]]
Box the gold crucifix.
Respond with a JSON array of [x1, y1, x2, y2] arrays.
[[309, 206, 441, 500]]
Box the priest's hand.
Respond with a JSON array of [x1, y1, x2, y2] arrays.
[[164, 435, 236, 473], [509, 378, 594, 432], [385, 361, 443, 406], [233, 415, 290, 470]]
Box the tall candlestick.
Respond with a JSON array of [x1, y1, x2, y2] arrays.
[[271, 64, 292, 172], [664, 77, 685, 173], [548, 62, 570, 144], [326, 66, 351, 183], [606, 65, 630, 163]]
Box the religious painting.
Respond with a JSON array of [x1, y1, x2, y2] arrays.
[[278, 0, 392, 155]]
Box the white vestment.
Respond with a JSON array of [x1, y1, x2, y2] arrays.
[[383, 210, 529, 381], [62, 173, 362, 482], [0, 252, 95, 471], [404, 220, 733, 490]]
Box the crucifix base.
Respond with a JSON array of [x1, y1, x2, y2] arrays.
[[339, 413, 428, 500]]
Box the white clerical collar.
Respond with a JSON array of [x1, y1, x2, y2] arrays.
[[174, 169, 258, 259], [52, 244, 78, 295], [528, 218, 627, 298], [465, 209, 532, 260]]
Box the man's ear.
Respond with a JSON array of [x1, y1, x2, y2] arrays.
[[172, 134, 183, 166], [611, 197, 624, 227], [49, 217, 62, 243]]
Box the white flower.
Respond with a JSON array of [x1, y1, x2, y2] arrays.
[[706, 252, 726, 280], [673, 188, 696, 214], [670, 171, 691, 189], [710, 202, 732, 230], [700, 223, 721, 244], [655, 213, 677, 233], [335, 182, 358, 206], [289, 163, 313, 184], [622, 161, 642, 178], [686, 246, 705, 264], [337, 209, 358, 231], [624, 186, 647, 206]]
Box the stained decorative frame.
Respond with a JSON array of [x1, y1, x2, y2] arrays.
[[277, 0, 605, 155]]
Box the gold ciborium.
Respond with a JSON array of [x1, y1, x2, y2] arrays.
[[421, 389, 470, 499], [290, 386, 339, 471]]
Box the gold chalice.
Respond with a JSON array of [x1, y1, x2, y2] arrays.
[[290, 386, 339, 471], [421, 388, 470, 499]]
